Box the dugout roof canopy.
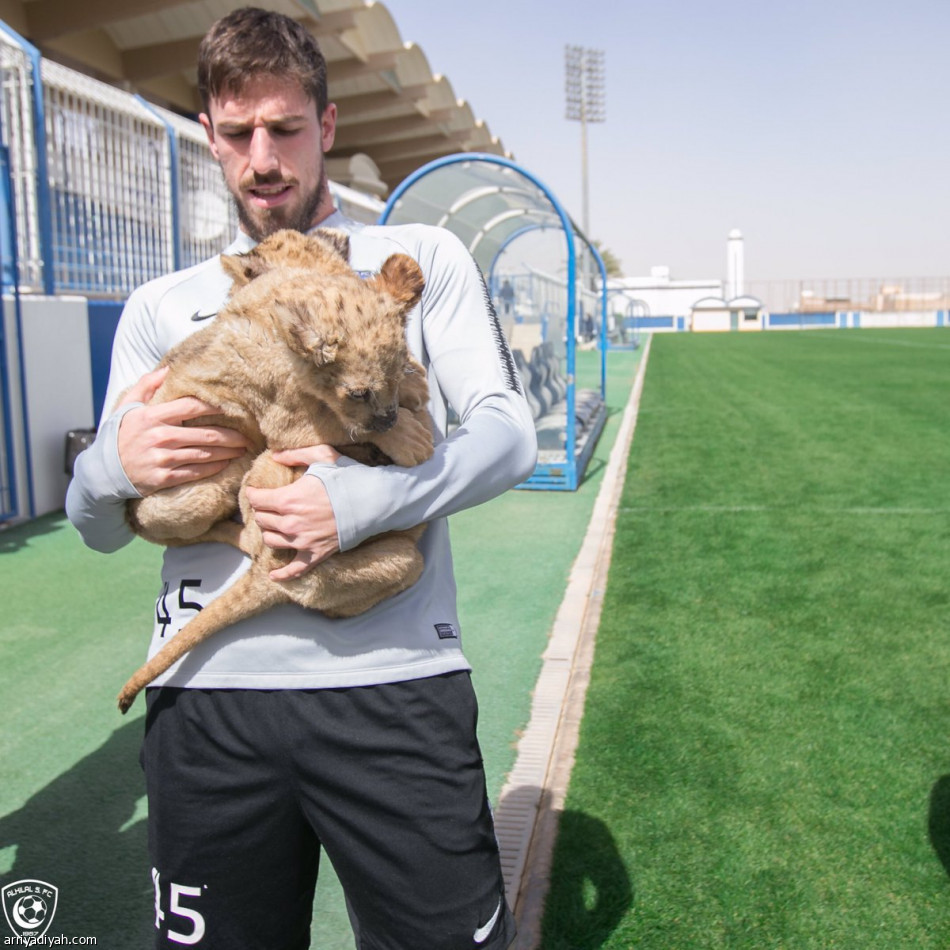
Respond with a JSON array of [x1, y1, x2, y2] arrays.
[[380, 153, 604, 287], [0, 0, 508, 193]]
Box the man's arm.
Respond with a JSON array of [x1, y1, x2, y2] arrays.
[[66, 290, 249, 553]]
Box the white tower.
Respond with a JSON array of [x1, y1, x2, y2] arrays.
[[727, 229, 744, 300]]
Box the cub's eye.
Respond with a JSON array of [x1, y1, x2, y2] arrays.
[[347, 389, 371, 402]]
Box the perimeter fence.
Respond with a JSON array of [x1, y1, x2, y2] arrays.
[[0, 24, 380, 300], [746, 276, 950, 315]]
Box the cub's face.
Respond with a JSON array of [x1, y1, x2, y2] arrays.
[[221, 230, 426, 440], [272, 270, 420, 439], [323, 321, 412, 438]]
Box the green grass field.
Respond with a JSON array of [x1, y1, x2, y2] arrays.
[[542, 329, 950, 948]]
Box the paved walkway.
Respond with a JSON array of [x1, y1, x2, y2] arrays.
[[498, 336, 651, 948]]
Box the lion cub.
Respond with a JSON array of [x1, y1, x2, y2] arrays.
[[118, 229, 433, 713]]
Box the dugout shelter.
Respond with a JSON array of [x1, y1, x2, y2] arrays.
[[381, 153, 609, 491]]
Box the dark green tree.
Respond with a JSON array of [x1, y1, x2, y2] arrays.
[[592, 240, 623, 278]]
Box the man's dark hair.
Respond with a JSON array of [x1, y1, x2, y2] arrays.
[[197, 7, 328, 116]]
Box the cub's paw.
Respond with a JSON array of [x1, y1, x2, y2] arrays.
[[373, 408, 433, 467]]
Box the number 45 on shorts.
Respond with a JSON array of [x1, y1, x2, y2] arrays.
[[152, 869, 206, 945]]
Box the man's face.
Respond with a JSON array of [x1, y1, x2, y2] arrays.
[[200, 75, 337, 240]]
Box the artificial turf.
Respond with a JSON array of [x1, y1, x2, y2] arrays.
[[541, 329, 950, 948]]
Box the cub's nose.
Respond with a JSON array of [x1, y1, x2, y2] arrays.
[[370, 408, 398, 432]]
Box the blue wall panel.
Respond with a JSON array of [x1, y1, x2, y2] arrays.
[[87, 300, 124, 422], [768, 312, 836, 328]]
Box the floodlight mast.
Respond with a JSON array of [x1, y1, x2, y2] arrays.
[[564, 44, 605, 239]]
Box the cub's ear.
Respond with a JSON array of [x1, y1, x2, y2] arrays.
[[374, 254, 425, 313], [277, 300, 339, 366], [221, 247, 270, 287], [311, 228, 351, 263]]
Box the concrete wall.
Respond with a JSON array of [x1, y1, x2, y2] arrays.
[[2, 295, 94, 520], [766, 310, 949, 331], [635, 309, 949, 334], [845, 310, 944, 330], [691, 309, 732, 332]]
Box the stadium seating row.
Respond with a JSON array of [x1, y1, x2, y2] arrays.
[[512, 343, 603, 451]]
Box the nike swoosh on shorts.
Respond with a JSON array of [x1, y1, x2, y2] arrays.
[[473, 898, 502, 944]]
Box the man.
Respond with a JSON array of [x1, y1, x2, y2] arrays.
[[66, 8, 537, 949], [499, 278, 515, 317]]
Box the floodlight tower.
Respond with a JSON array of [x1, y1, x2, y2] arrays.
[[727, 229, 745, 299], [564, 44, 606, 238]]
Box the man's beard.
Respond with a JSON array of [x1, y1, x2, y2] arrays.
[[231, 168, 329, 241]]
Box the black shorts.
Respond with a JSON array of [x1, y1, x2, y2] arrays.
[[141, 673, 515, 950]]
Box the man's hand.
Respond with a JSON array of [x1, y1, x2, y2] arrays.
[[117, 366, 252, 495], [245, 446, 342, 581]]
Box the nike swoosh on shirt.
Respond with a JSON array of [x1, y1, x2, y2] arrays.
[[190, 310, 217, 321], [473, 899, 502, 944]]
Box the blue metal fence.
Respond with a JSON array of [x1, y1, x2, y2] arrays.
[[0, 141, 22, 522], [0, 27, 219, 301], [42, 59, 176, 298]]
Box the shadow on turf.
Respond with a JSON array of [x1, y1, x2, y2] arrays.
[[0, 718, 154, 946], [0, 512, 68, 553], [579, 457, 606, 486], [539, 809, 632, 949], [927, 775, 950, 876]]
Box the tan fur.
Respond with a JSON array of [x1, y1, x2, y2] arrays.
[[117, 229, 433, 713]]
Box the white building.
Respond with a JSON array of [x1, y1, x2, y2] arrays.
[[607, 230, 764, 331], [609, 265, 723, 318]]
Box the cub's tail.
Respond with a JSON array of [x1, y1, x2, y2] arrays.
[[117, 569, 285, 713]]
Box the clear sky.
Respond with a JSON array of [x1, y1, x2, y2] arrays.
[[380, 0, 949, 285]]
